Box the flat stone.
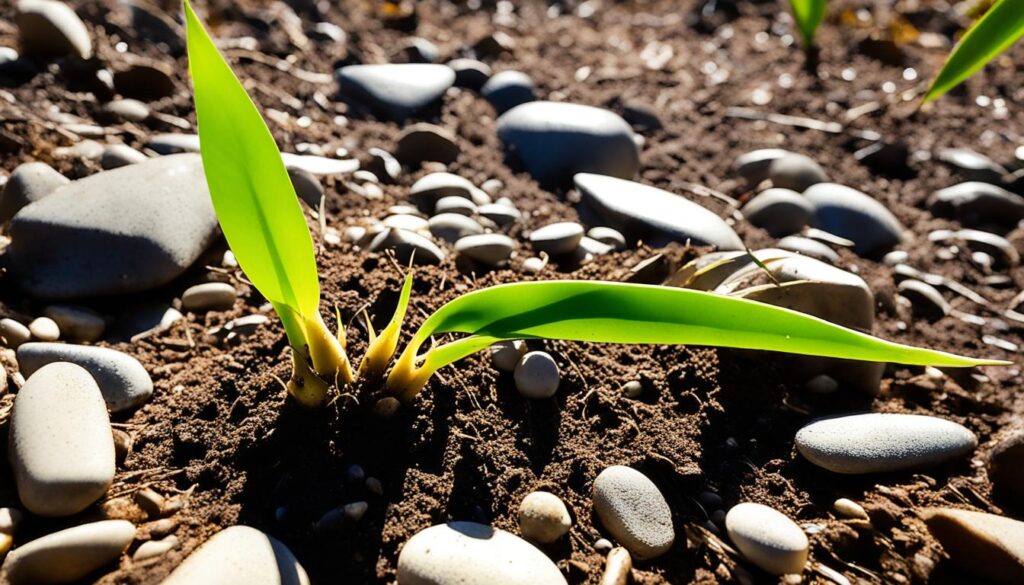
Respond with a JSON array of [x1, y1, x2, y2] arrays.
[[182, 282, 237, 312], [8, 153, 218, 298], [795, 413, 977, 474], [478, 203, 521, 226], [575, 173, 742, 250], [930, 182, 1024, 229], [519, 491, 572, 544], [132, 535, 178, 562], [395, 123, 459, 165], [409, 172, 476, 207], [514, 351, 560, 399], [145, 133, 200, 154], [287, 167, 323, 208], [18, 342, 154, 412], [937, 148, 1008, 184], [733, 148, 789, 185], [898, 279, 949, 321], [529, 222, 584, 256], [42, 304, 105, 342], [0, 319, 31, 348], [775, 235, 839, 263], [434, 195, 476, 216], [367, 228, 445, 265], [280, 153, 359, 176], [456, 233, 515, 267], [9, 363, 114, 517], [104, 98, 149, 122], [28, 317, 59, 341], [498, 102, 639, 187], [481, 70, 535, 115], [16, 0, 92, 59], [100, 144, 148, 169], [335, 64, 454, 121], [160, 526, 309, 585], [382, 214, 429, 233], [804, 183, 904, 257], [725, 502, 808, 575], [397, 521, 567, 585], [0, 161, 68, 223], [587, 226, 626, 250], [922, 508, 1024, 585], [578, 236, 613, 257], [429, 213, 484, 243], [741, 188, 813, 237], [768, 153, 827, 192], [447, 58, 491, 90], [1, 520, 134, 584], [592, 466, 674, 559]]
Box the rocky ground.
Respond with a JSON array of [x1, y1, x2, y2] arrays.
[[0, 0, 1023, 583]]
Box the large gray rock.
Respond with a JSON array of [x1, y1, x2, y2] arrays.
[[575, 173, 742, 250], [930, 182, 1024, 229], [592, 465, 675, 559], [0, 162, 68, 223], [9, 363, 114, 517], [160, 526, 309, 585], [335, 64, 455, 121], [498, 102, 639, 186], [16, 0, 92, 59], [804, 183, 904, 257], [18, 342, 153, 412], [8, 154, 218, 299]]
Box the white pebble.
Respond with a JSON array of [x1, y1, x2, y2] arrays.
[[514, 351, 560, 399], [0, 319, 31, 348], [490, 340, 527, 372], [518, 491, 572, 543], [725, 502, 808, 575], [28, 317, 59, 341], [182, 282, 237, 312]]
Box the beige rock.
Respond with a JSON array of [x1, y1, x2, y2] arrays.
[[132, 535, 178, 562], [922, 508, 1024, 585], [28, 317, 59, 341], [160, 526, 309, 585], [725, 502, 808, 575], [0, 319, 31, 348], [2, 520, 134, 584], [182, 282, 236, 312], [518, 491, 572, 543], [43, 305, 104, 342]]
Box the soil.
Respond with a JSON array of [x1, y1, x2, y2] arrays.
[[0, 0, 1022, 583]]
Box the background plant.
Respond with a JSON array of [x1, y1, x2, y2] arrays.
[[788, 0, 826, 48]]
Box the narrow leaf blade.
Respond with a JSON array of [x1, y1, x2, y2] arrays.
[[924, 0, 1024, 102], [418, 281, 1005, 369], [184, 1, 319, 317], [789, 0, 826, 47]]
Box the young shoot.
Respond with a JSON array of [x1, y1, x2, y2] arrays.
[[788, 0, 826, 49], [385, 280, 1007, 401]]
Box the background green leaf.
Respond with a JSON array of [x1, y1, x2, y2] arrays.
[[412, 281, 1004, 370], [184, 1, 320, 318], [789, 0, 827, 47], [924, 0, 1024, 102]]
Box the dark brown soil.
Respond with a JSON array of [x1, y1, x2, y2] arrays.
[[0, 0, 1022, 583]]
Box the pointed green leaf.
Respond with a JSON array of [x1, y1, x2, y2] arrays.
[[924, 0, 1024, 102], [184, 0, 319, 319], [789, 0, 827, 47]]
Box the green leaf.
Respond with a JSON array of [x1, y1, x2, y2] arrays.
[[389, 280, 1007, 397], [789, 0, 827, 48], [924, 0, 1024, 103], [184, 1, 320, 322]]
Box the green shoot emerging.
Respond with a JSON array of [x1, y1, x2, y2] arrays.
[[924, 0, 1024, 103], [788, 0, 827, 48], [386, 281, 1007, 400], [185, 0, 354, 405]]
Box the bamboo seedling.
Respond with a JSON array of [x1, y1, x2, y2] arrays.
[[788, 0, 827, 48]]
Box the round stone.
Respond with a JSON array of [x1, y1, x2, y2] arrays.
[[42, 305, 104, 342], [804, 183, 905, 258], [481, 70, 536, 115], [17, 342, 154, 412], [409, 172, 476, 207], [768, 153, 827, 192], [795, 413, 977, 474], [833, 498, 869, 521], [455, 234, 515, 267], [490, 340, 527, 372], [725, 502, 808, 575], [592, 465, 675, 559], [182, 282, 237, 312], [396, 123, 459, 166], [529, 222, 584, 256], [15, 0, 92, 59], [741, 188, 814, 237], [398, 522, 567, 585], [160, 526, 309, 585], [478, 203, 521, 226], [3, 520, 134, 585], [519, 491, 572, 544], [621, 380, 643, 398], [0, 161, 68, 223], [733, 148, 790, 185], [9, 363, 115, 516], [521, 256, 545, 274], [434, 195, 476, 216], [27, 316, 59, 341], [514, 351, 560, 399], [428, 213, 484, 243], [587, 226, 627, 250], [104, 98, 149, 122], [1, 319, 31, 348]]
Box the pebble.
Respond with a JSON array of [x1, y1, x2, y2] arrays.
[[280, 153, 359, 176], [100, 144, 148, 169], [490, 339, 527, 372], [922, 507, 1024, 585], [930, 182, 1024, 229], [383, 214, 430, 233], [768, 153, 828, 191], [456, 233, 515, 267], [804, 183, 904, 257], [113, 60, 175, 101], [478, 203, 521, 225], [725, 502, 808, 575], [394, 37, 438, 63], [989, 431, 1024, 510], [27, 316, 59, 341], [145, 133, 200, 154], [579, 236, 613, 257], [0, 319, 31, 348], [104, 98, 149, 122], [434, 195, 476, 216], [447, 58, 492, 90], [795, 413, 977, 473], [0, 161, 68, 223], [587, 226, 626, 250], [366, 148, 401, 183], [18, 342, 154, 412], [15, 0, 92, 59], [288, 167, 323, 208], [8, 154, 218, 299], [592, 466, 674, 559], [9, 363, 115, 516], [181, 282, 236, 312], [733, 148, 789, 185], [521, 256, 546, 274], [575, 173, 743, 250], [335, 63, 455, 121], [514, 351, 560, 399], [1, 520, 134, 584], [882, 250, 909, 265], [367, 228, 445, 265], [518, 491, 572, 543], [741, 188, 813, 237], [395, 123, 460, 165], [408, 172, 478, 207], [497, 101, 639, 186], [481, 70, 536, 114], [937, 148, 1008, 184], [397, 521, 567, 585], [930, 228, 1019, 268], [832, 498, 869, 521], [600, 547, 632, 585], [620, 100, 663, 132], [897, 279, 949, 321], [132, 535, 178, 562], [529, 222, 584, 256], [428, 213, 484, 242], [621, 380, 643, 398], [160, 525, 310, 585], [42, 304, 104, 341], [775, 235, 839, 263]]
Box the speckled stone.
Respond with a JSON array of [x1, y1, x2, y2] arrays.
[[2, 520, 134, 584], [725, 502, 808, 575], [513, 351, 560, 399], [18, 342, 153, 412], [592, 466, 674, 559], [160, 526, 309, 585]]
